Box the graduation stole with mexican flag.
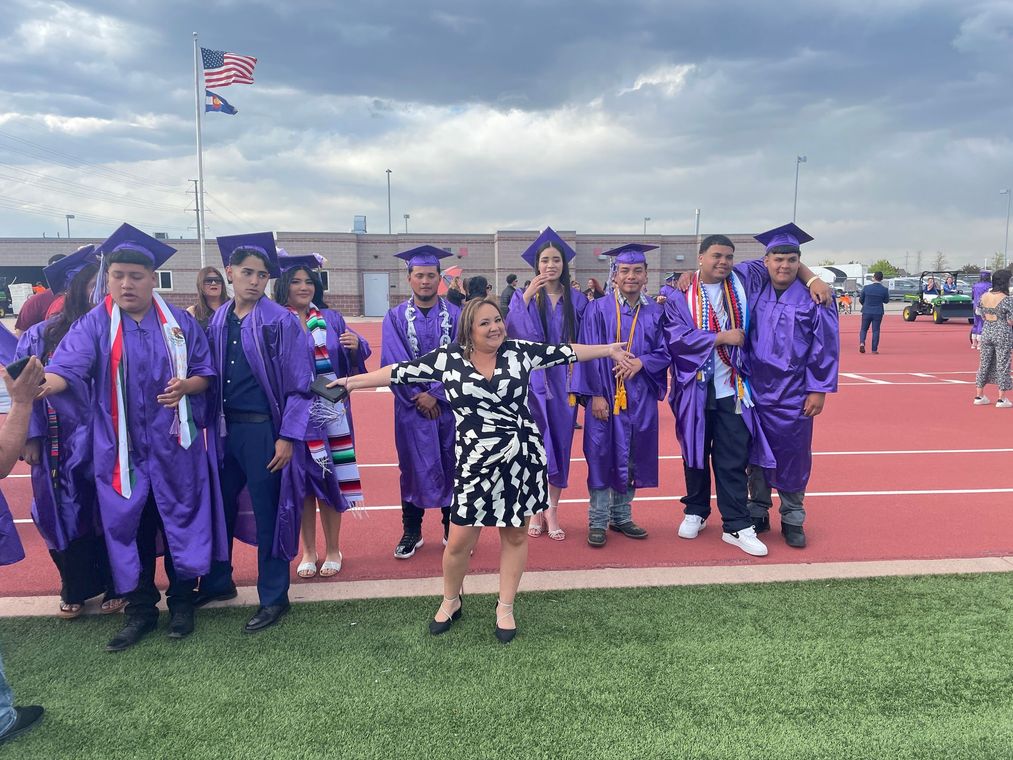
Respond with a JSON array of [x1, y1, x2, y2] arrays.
[[106, 292, 196, 498], [686, 270, 754, 412]]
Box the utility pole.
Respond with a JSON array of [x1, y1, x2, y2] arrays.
[[189, 179, 202, 241]]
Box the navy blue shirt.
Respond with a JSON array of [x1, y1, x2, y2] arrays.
[[859, 282, 890, 315], [223, 307, 272, 414]]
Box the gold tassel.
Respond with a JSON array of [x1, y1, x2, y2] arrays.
[[568, 393, 576, 407], [613, 381, 627, 415]]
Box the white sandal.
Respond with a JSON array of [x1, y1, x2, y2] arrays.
[[296, 560, 318, 579], [319, 553, 343, 577]]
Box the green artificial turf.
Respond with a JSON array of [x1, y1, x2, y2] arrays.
[[2, 574, 1013, 759]]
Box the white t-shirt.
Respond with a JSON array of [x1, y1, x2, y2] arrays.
[[702, 282, 735, 399]]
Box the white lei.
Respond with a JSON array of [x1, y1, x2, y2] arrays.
[[405, 297, 452, 358]]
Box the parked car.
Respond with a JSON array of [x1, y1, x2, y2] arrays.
[[886, 277, 920, 301]]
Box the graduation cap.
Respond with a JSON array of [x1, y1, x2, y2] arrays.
[[754, 222, 813, 253], [663, 271, 677, 283], [217, 232, 281, 278], [520, 227, 577, 268], [44, 245, 99, 295], [279, 253, 326, 272], [601, 243, 658, 265], [98, 224, 177, 268], [394, 245, 453, 270]]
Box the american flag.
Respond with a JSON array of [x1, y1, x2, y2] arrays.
[[201, 47, 257, 87]]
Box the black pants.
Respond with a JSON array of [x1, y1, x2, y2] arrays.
[[860, 313, 883, 351], [205, 419, 290, 608], [124, 493, 196, 623], [402, 502, 450, 535], [681, 395, 753, 533], [49, 535, 115, 605]]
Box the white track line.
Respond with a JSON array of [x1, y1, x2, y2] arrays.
[[840, 373, 891, 384], [11, 486, 1012, 524]]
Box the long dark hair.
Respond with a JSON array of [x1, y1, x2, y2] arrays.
[[532, 242, 576, 342], [273, 265, 326, 309], [192, 266, 226, 325], [44, 263, 99, 356], [991, 269, 1011, 294]]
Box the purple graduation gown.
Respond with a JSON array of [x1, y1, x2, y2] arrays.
[[46, 302, 226, 594], [972, 281, 990, 335], [659, 284, 679, 301], [289, 307, 371, 514], [15, 321, 98, 552], [735, 260, 839, 492], [570, 294, 669, 492], [0, 323, 24, 565], [208, 297, 314, 561], [663, 285, 774, 472], [381, 298, 460, 508], [507, 289, 587, 488]]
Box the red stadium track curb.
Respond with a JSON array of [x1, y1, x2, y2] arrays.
[[3, 555, 1013, 618]]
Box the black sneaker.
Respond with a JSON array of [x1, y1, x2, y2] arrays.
[[394, 533, 424, 559], [753, 514, 771, 533]]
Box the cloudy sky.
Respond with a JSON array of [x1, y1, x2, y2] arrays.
[[1, 0, 1011, 266]]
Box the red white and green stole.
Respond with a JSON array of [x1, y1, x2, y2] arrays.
[[106, 292, 195, 499], [295, 305, 363, 507], [686, 270, 754, 412]]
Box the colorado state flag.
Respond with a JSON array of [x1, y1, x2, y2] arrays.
[[205, 89, 237, 115]]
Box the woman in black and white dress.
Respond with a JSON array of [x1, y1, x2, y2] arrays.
[[333, 298, 631, 642]]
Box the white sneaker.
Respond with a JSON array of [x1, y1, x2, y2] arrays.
[[722, 526, 768, 557], [678, 515, 707, 539], [997, 399, 1013, 409], [973, 396, 991, 405]]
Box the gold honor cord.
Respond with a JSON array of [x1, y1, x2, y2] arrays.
[[613, 295, 641, 416]]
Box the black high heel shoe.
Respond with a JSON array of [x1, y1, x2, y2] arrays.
[[494, 598, 516, 644], [429, 595, 463, 635]]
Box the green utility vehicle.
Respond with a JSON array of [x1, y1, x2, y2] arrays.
[[901, 271, 975, 324]]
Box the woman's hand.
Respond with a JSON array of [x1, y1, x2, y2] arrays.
[[339, 331, 359, 353], [606, 342, 633, 363], [523, 274, 553, 304], [327, 376, 350, 391]]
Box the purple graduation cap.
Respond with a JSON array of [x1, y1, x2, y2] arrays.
[[601, 243, 658, 265], [44, 244, 98, 295], [393, 245, 453, 269], [217, 232, 281, 278], [663, 271, 677, 283], [279, 253, 326, 272], [520, 227, 577, 268], [754, 222, 814, 253], [98, 224, 177, 268]]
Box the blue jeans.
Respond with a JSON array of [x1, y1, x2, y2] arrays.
[[588, 487, 635, 530], [0, 651, 15, 734], [860, 313, 883, 352]]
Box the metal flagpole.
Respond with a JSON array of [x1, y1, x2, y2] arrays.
[[193, 32, 207, 267]]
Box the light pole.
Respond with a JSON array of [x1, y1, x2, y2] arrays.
[[1000, 189, 1008, 269], [404, 213, 410, 233], [793, 155, 807, 222], [694, 208, 700, 247], [643, 216, 651, 234], [65, 214, 75, 238], [385, 169, 392, 234]]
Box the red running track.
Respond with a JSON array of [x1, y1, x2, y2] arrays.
[[2, 313, 1010, 596]]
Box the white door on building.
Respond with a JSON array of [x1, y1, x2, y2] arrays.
[[363, 272, 390, 317]]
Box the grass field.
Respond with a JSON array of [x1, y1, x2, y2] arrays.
[[2, 573, 1012, 759]]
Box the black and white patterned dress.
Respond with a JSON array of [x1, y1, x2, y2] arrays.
[[391, 339, 577, 527]]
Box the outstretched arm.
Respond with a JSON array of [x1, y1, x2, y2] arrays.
[[330, 364, 395, 392], [571, 342, 631, 364]]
